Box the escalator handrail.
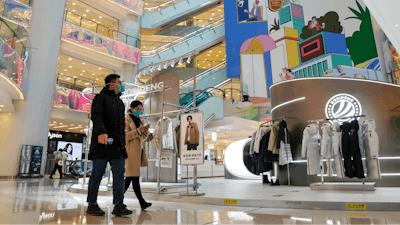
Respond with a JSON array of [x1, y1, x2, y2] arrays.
[[180, 90, 204, 103], [179, 61, 226, 88], [142, 13, 225, 56], [183, 86, 226, 108]]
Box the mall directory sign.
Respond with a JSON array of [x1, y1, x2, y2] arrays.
[[180, 112, 204, 165], [18, 145, 43, 177]]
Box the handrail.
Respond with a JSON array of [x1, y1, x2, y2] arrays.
[[142, 13, 225, 56], [64, 10, 140, 47], [0, 17, 26, 59], [183, 86, 226, 108], [179, 61, 226, 88], [204, 113, 215, 126]]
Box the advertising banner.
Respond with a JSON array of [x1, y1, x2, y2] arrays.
[[53, 86, 93, 113], [18, 145, 43, 177], [180, 112, 204, 165]]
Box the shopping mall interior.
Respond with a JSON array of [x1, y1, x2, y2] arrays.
[[0, 0, 400, 224]]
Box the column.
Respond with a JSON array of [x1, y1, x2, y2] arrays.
[[0, 0, 67, 176]]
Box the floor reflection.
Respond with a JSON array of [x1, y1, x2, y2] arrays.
[[0, 178, 399, 224]]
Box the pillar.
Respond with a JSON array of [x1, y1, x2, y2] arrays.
[[0, 0, 67, 176]]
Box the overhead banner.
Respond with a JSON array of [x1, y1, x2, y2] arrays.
[[53, 86, 93, 113], [180, 112, 204, 165]]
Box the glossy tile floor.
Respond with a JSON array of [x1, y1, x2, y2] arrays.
[[1, 178, 400, 224]]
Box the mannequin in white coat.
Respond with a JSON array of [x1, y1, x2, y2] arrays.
[[332, 122, 345, 178], [321, 123, 334, 177], [363, 119, 381, 179], [301, 124, 320, 175]]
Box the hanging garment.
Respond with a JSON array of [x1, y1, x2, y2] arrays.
[[268, 122, 280, 154], [243, 141, 256, 174], [321, 123, 334, 177], [276, 120, 290, 149], [174, 124, 181, 156], [153, 117, 175, 151], [341, 120, 365, 179], [249, 131, 257, 156], [279, 140, 293, 166], [253, 127, 269, 153], [363, 119, 381, 179], [332, 122, 345, 179], [301, 124, 320, 175], [258, 129, 274, 174]]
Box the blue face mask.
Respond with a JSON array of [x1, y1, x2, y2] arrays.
[[119, 84, 125, 93], [133, 110, 141, 117]]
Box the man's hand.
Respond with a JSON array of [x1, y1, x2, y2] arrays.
[[98, 134, 108, 145]]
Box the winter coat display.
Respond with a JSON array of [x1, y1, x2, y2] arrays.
[[174, 124, 181, 156], [243, 141, 256, 174], [276, 120, 291, 148], [125, 115, 148, 177], [89, 87, 127, 160], [268, 122, 280, 154], [249, 131, 257, 156], [301, 124, 320, 175], [153, 117, 175, 151], [279, 140, 293, 166], [321, 123, 334, 177], [362, 119, 381, 179], [254, 127, 269, 153], [341, 120, 365, 179], [257, 129, 275, 173], [332, 122, 345, 179]]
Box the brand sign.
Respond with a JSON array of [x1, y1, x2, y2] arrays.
[[325, 94, 362, 124], [122, 82, 164, 97], [48, 132, 62, 139], [269, 0, 284, 11]]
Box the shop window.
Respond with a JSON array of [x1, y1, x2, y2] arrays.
[[318, 63, 323, 76], [312, 65, 317, 77], [323, 60, 328, 72], [308, 66, 312, 77], [303, 68, 307, 77]]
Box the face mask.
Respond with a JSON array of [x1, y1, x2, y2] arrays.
[[133, 110, 141, 117], [119, 84, 125, 93]]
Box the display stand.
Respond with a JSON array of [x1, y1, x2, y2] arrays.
[[308, 115, 377, 191]]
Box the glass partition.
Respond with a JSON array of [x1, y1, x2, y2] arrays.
[[0, 0, 32, 27], [143, 0, 185, 13]]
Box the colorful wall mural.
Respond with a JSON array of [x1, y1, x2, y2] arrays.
[[53, 86, 93, 113], [61, 22, 141, 64], [108, 0, 144, 15], [225, 0, 384, 99], [0, 0, 32, 27]]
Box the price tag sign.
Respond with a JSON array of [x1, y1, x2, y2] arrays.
[[223, 199, 238, 205], [345, 203, 367, 210]]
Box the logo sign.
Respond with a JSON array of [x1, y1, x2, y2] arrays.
[[212, 132, 217, 141], [122, 82, 164, 97], [48, 132, 62, 139], [325, 94, 362, 124], [269, 0, 284, 11]]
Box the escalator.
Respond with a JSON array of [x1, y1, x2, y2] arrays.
[[139, 14, 225, 69], [142, 0, 222, 29]]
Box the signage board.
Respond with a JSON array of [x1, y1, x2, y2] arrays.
[[212, 132, 217, 141], [180, 112, 204, 165]]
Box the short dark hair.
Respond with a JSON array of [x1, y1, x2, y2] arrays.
[[130, 100, 143, 109], [105, 74, 120, 85], [312, 16, 317, 20], [187, 115, 193, 121]]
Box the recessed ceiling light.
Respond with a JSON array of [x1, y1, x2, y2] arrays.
[[72, 2, 75, 5], [59, 123, 63, 124], [83, 70, 85, 72], [93, 19, 96, 21], [82, 62, 85, 65], [69, 66, 72, 68], [86, 10, 89, 12], [0, 105, 4, 107], [99, 16, 102, 18], [92, 73, 95, 75], [64, 69, 67, 71], [53, 121, 57, 123], [99, 68, 102, 70], [69, 58, 72, 60], [80, 74, 83, 76], [83, 14, 86, 17], [219, 9, 221, 11], [71, 124, 74, 126], [68, 12, 71, 14], [72, 10, 75, 12], [73, 76, 77, 78]]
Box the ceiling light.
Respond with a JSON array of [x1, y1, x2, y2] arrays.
[[0, 105, 4, 107], [187, 55, 192, 64], [72, 2, 76, 5], [73, 76, 77, 78], [71, 124, 74, 126], [207, 54, 210, 56], [93, 19, 96, 21], [82, 63, 85, 65], [164, 63, 168, 69], [171, 60, 176, 67], [72, 10, 75, 12], [96, 78, 99, 80], [80, 74, 83, 76], [178, 58, 183, 65], [89, 21, 91, 23], [99, 68, 102, 70], [60, 123, 63, 124], [193, 17, 195, 19], [86, 10, 89, 12], [69, 66, 72, 68], [99, 16, 102, 18], [83, 70, 85, 72], [219, 9, 221, 11], [69, 58, 72, 60], [210, 50, 212, 53], [85, 83, 90, 85], [68, 12, 71, 14], [212, 13, 215, 16], [92, 73, 95, 76], [83, 14, 86, 17], [158, 64, 162, 71], [53, 121, 57, 123], [64, 69, 67, 71]]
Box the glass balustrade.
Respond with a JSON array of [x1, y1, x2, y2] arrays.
[[0, 17, 27, 59], [143, 0, 185, 13]]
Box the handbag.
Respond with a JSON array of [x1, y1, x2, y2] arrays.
[[141, 149, 148, 167], [57, 160, 63, 166]]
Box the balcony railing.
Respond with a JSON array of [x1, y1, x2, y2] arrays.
[[64, 11, 140, 48], [61, 21, 141, 64], [0, 0, 32, 27], [0, 17, 26, 59], [141, 13, 224, 56], [108, 0, 144, 15], [143, 0, 185, 13]]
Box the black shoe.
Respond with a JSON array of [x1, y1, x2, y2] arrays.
[[49, 176, 53, 179], [112, 202, 133, 217], [86, 203, 105, 216], [270, 180, 280, 186], [141, 202, 152, 211]]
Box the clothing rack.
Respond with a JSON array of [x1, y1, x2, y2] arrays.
[[308, 115, 367, 185]]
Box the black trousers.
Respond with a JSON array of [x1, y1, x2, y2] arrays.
[[124, 177, 146, 205], [50, 164, 62, 177], [187, 142, 197, 150]]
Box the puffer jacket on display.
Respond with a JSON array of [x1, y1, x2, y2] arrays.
[[277, 120, 290, 148], [175, 124, 181, 156], [153, 117, 175, 151], [258, 129, 274, 174], [341, 120, 365, 179], [268, 122, 280, 154], [363, 119, 381, 179], [301, 124, 320, 175], [253, 127, 269, 154], [332, 122, 345, 179], [321, 123, 334, 177], [279, 140, 293, 166], [249, 131, 257, 156]]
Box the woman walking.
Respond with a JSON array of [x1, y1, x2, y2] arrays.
[[50, 149, 63, 179], [124, 100, 152, 210]]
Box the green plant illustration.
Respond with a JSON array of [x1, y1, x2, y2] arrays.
[[345, 0, 378, 65], [270, 18, 280, 32]]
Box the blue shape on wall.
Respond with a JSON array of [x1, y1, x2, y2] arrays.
[[237, 0, 249, 22]]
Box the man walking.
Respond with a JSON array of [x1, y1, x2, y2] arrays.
[[86, 74, 132, 217], [49, 149, 63, 179], [184, 115, 199, 150]]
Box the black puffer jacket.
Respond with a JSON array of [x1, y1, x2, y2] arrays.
[[276, 120, 291, 148], [89, 87, 127, 160]]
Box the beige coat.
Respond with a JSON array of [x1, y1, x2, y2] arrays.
[[184, 122, 199, 145], [268, 122, 280, 154], [125, 115, 147, 177]]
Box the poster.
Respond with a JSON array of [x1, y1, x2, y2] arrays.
[[53, 86, 93, 113], [56, 141, 83, 160], [180, 112, 204, 165]]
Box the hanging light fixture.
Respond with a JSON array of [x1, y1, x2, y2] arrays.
[[158, 64, 162, 71], [171, 60, 176, 67], [187, 55, 192, 64], [178, 58, 183, 65], [164, 62, 168, 69], [150, 66, 155, 72], [137, 71, 142, 78]]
